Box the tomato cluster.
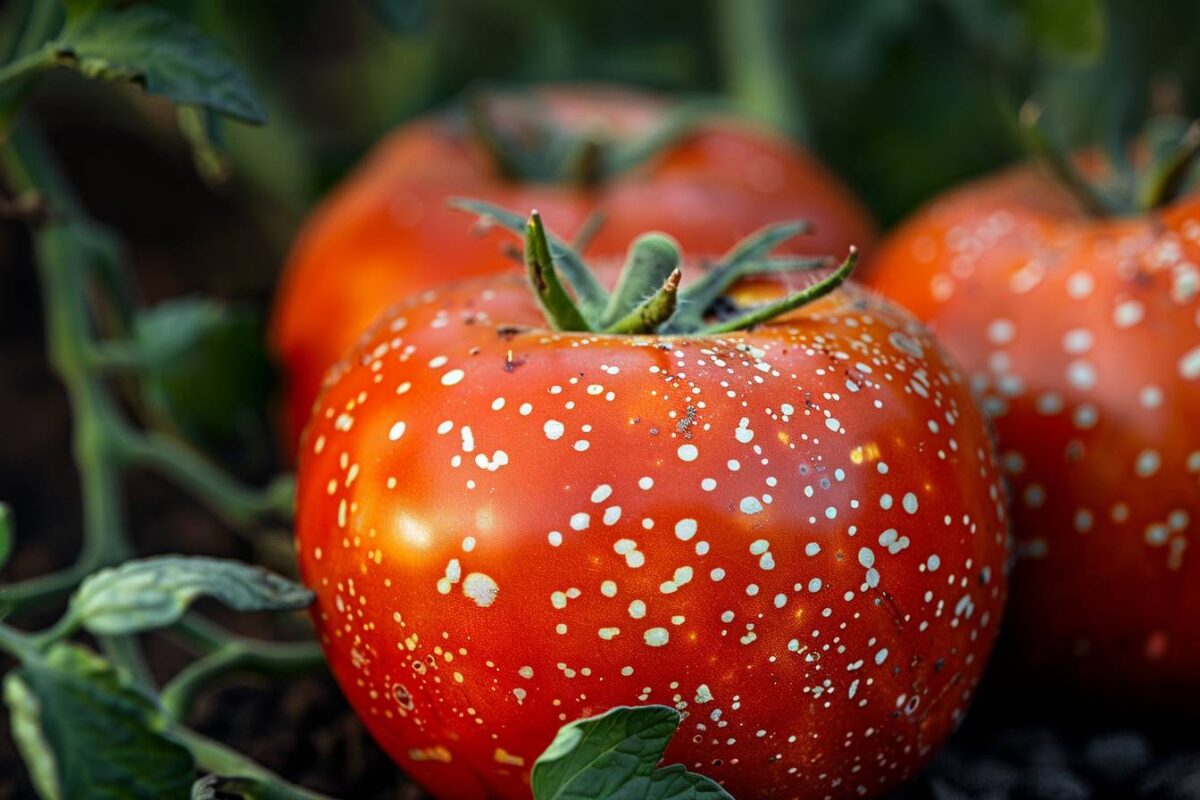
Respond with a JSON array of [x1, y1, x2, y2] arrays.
[[271, 85, 875, 443], [282, 83, 1197, 800]]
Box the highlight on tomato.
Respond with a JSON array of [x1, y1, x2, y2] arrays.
[[866, 105, 1200, 704], [270, 84, 876, 443], [294, 202, 1008, 799]]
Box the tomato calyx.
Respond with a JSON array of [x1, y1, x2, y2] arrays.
[[464, 89, 719, 189], [1018, 100, 1200, 215], [450, 198, 858, 336]]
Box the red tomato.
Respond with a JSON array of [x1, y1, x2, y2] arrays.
[[295, 253, 1007, 798], [867, 162, 1200, 701], [271, 84, 876, 443]]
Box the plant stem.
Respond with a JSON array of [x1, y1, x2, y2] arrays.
[[715, 0, 808, 141], [160, 637, 324, 721], [1139, 121, 1200, 210], [115, 431, 296, 528], [0, 125, 134, 617], [173, 727, 335, 800], [0, 621, 40, 662], [1017, 101, 1115, 217]]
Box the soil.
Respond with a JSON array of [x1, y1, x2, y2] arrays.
[[2, 121, 1200, 800]]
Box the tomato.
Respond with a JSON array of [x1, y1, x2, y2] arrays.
[[295, 215, 1006, 800], [271, 84, 876, 443], [866, 160, 1200, 702]]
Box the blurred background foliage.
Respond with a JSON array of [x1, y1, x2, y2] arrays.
[[3, 0, 1199, 457]]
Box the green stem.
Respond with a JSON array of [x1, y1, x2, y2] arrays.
[[115, 431, 295, 528], [570, 209, 606, 253], [524, 210, 592, 331], [715, 0, 807, 141], [1139, 121, 1200, 210], [161, 638, 324, 721], [174, 727, 335, 800], [0, 562, 90, 613], [1018, 101, 1115, 217], [0, 620, 40, 661], [703, 247, 858, 334]]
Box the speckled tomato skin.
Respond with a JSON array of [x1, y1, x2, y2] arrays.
[[295, 271, 1008, 800], [271, 85, 876, 444], [866, 165, 1200, 702]]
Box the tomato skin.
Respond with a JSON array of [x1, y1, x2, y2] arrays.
[[271, 85, 876, 443], [866, 165, 1200, 702], [295, 271, 1007, 799]]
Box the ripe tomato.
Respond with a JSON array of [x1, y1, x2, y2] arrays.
[[867, 161, 1200, 701], [295, 218, 1007, 799], [271, 84, 876, 443]]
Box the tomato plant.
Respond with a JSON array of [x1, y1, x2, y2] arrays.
[[270, 84, 877, 443], [866, 106, 1200, 702], [296, 204, 1009, 799]]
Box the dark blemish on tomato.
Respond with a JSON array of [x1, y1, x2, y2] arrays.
[[496, 325, 530, 340], [500, 242, 522, 262]]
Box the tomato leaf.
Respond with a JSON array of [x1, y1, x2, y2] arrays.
[[3, 644, 194, 800], [132, 298, 229, 368], [69, 556, 313, 636], [53, 5, 266, 123], [531, 705, 732, 800], [1018, 0, 1105, 63], [134, 301, 275, 451]]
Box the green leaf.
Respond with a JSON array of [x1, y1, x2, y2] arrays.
[[70, 556, 313, 636], [133, 298, 228, 368], [4, 644, 194, 800], [0, 502, 12, 571], [532, 705, 732, 800], [4, 673, 59, 799], [1019, 0, 1105, 63], [53, 6, 266, 123], [134, 301, 274, 450]]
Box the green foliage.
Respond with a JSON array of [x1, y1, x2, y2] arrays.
[[69, 556, 313, 636], [532, 705, 732, 800], [4, 644, 194, 800], [132, 298, 228, 369], [54, 5, 266, 122], [135, 302, 275, 451], [1018, 0, 1106, 62]]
